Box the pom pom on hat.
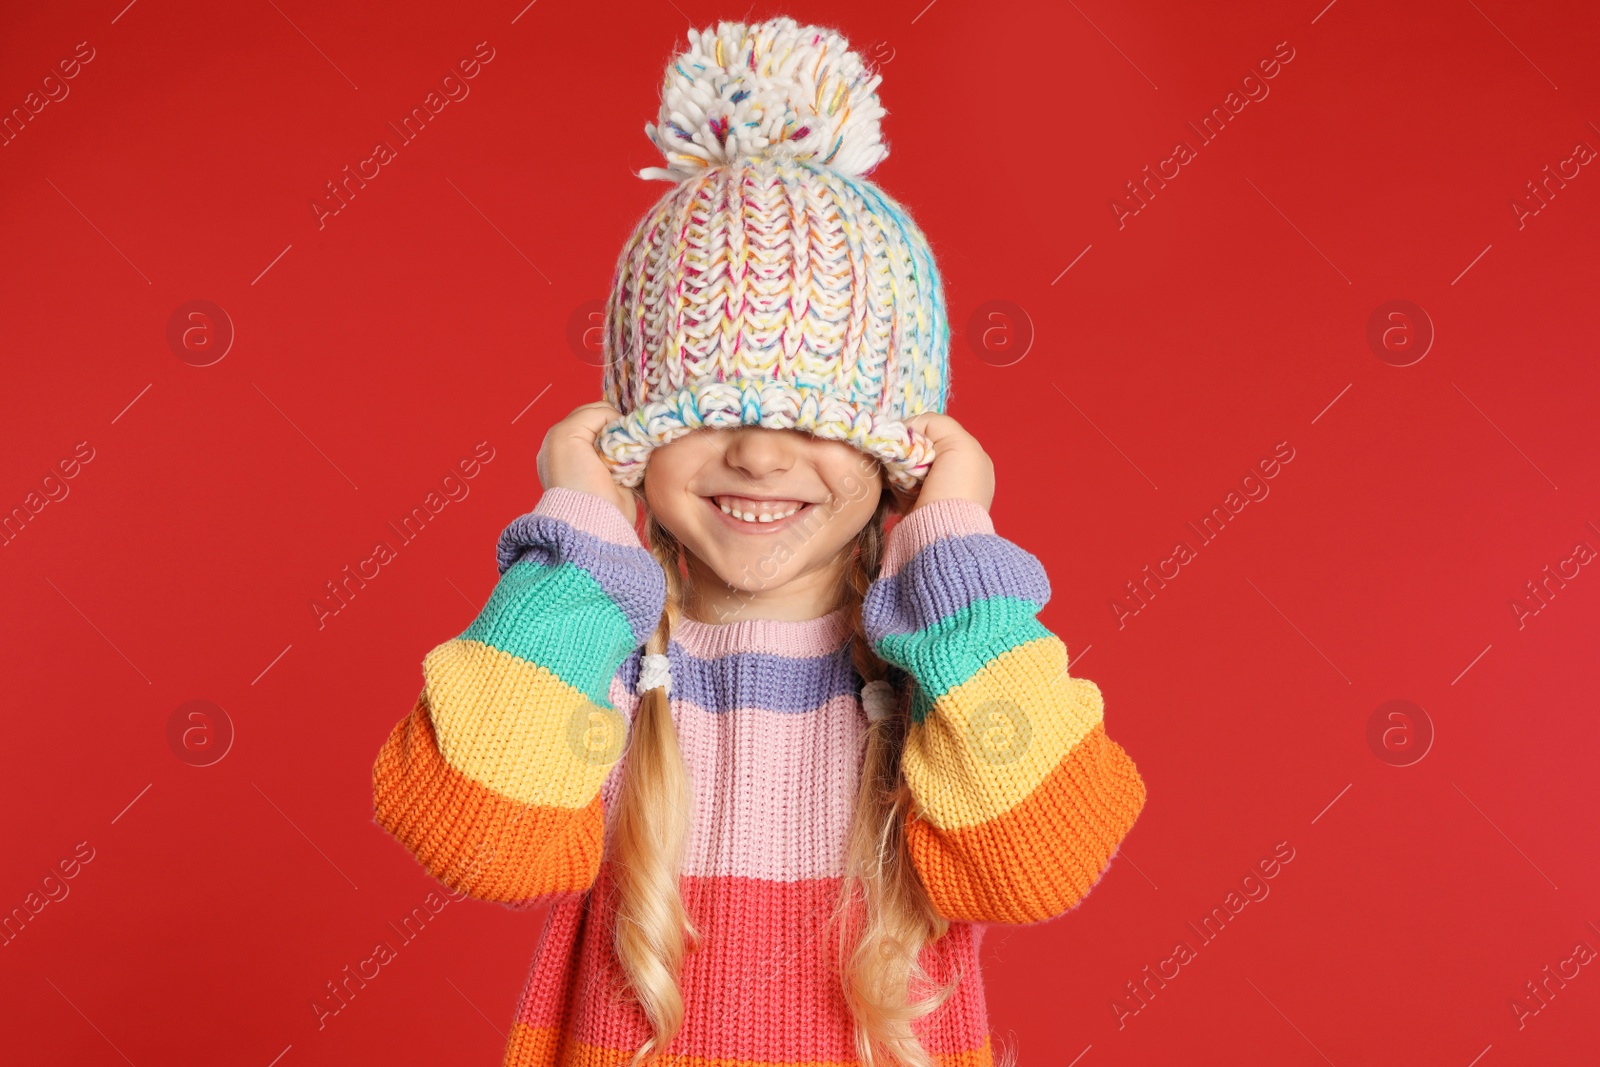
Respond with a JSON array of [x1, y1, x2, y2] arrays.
[[639, 16, 889, 182]]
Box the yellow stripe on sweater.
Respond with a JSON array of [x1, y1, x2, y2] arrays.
[[901, 636, 1104, 832], [424, 637, 626, 809]]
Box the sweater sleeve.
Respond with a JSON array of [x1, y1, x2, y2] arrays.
[[371, 487, 663, 908], [863, 498, 1148, 925]]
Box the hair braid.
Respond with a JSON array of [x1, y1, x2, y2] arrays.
[[610, 513, 700, 1065], [828, 495, 961, 1067]]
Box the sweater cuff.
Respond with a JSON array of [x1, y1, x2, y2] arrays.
[[531, 487, 642, 548], [882, 498, 995, 578]]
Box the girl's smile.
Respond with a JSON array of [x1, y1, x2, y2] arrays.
[[707, 493, 816, 529]]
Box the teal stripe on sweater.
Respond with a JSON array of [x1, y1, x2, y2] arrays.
[[461, 556, 635, 705], [874, 596, 1051, 721]]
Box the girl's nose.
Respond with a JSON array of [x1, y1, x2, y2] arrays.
[[720, 428, 797, 481]]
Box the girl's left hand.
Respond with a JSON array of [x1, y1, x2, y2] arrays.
[[904, 413, 995, 513]]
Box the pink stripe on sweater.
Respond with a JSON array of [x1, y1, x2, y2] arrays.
[[534, 865, 991, 1058], [691, 694, 862, 882], [879, 497, 996, 579], [532, 487, 643, 547], [600, 691, 868, 881]]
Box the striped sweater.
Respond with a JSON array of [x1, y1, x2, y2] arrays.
[[372, 488, 1147, 1066]]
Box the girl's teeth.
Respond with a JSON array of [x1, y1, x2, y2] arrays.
[[715, 498, 802, 523]]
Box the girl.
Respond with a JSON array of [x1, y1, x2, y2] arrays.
[[372, 17, 1146, 1067]]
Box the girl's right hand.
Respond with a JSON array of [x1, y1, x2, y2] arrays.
[[536, 402, 637, 524]]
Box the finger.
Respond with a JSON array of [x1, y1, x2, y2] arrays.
[[905, 412, 962, 443], [563, 403, 625, 438]]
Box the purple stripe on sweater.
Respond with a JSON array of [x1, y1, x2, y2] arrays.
[[616, 643, 860, 714], [864, 532, 1050, 639], [495, 512, 665, 645]]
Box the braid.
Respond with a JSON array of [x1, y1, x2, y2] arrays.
[[611, 512, 699, 1065], [832, 495, 959, 1067]]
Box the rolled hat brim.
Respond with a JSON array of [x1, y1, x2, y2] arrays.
[[596, 377, 935, 491]]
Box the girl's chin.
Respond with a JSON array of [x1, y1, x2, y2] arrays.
[[688, 545, 818, 591]]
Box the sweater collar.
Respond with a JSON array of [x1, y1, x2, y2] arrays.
[[672, 607, 855, 659]]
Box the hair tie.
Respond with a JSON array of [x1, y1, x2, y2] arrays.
[[861, 680, 898, 723], [637, 653, 672, 697]]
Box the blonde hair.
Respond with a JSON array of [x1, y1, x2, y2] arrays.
[[609, 492, 1011, 1066]]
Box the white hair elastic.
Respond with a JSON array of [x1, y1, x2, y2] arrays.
[[861, 680, 898, 723], [637, 653, 672, 697]]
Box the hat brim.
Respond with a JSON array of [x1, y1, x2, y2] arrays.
[[596, 378, 935, 491]]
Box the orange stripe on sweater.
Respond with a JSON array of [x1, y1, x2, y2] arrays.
[[502, 1024, 994, 1067], [906, 721, 1147, 925], [372, 694, 604, 905], [503, 1022, 561, 1067]]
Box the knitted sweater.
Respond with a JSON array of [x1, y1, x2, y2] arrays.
[[372, 488, 1147, 1066]]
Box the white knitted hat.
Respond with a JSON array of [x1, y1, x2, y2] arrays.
[[595, 17, 950, 491]]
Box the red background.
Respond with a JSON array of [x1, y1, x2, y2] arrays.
[[3, 0, 1598, 1064]]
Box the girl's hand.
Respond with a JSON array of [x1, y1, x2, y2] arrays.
[[536, 402, 637, 525], [904, 413, 995, 513]]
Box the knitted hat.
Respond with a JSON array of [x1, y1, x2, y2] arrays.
[[595, 17, 950, 491]]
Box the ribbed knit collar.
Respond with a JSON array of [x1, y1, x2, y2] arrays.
[[672, 606, 854, 660]]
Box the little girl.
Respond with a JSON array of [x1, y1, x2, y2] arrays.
[[372, 17, 1146, 1067]]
